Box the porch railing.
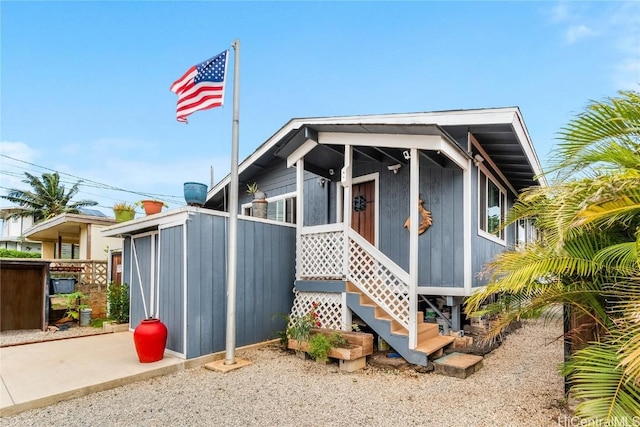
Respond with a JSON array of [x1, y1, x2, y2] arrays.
[[346, 229, 411, 331], [299, 224, 344, 280], [298, 224, 411, 332]]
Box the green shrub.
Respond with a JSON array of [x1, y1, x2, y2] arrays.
[[308, 333, 332, 362], [107, 282, 130, 324], [0, 248, 41, 258]]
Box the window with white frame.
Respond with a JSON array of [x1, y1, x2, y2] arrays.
[[479, 169, 506, 241], [516, 218, 538, 245], [242, 192, 297, 224]]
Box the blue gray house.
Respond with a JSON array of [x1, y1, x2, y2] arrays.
[[103, 107, 545, 365]]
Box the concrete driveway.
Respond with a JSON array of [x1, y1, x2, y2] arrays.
[[0, 332, 187, 417]]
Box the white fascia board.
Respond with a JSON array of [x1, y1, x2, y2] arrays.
[[101, 206, 226, 237], [209, 118, 308, 197], [287, 139, 318, 168], [294, 108, 521, 127], [208, 107, 529, 198], [511, 111, 547, 187], [319, 132, 441, 149], [319, 132, 468, 170]]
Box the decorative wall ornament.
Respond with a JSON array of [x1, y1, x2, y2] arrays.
[[404, 197, 433, 235]]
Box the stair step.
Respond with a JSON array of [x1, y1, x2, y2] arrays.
[[414, 335, 455, 356], [417, 323, 440, 340], [433, 352, 484, 379]]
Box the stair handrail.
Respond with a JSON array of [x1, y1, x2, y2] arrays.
[[346, 229, 411, 329]]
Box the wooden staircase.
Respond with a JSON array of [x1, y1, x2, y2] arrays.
[[345, 282, 454, 366]]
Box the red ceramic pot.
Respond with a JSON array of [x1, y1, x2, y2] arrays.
[[133, 318, 168, 363]]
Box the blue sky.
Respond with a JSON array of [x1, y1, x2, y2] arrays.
[[1, 1, 639, 215]]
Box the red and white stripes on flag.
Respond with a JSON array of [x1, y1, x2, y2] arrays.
[[170, 50, 228, 123]]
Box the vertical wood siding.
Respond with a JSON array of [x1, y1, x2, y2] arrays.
[[122, 212, 296, 359], [185, 213, 295, 358], [158, 225, 184, 354], [470, 162, 518, 287], [355, 158, 465, 288]]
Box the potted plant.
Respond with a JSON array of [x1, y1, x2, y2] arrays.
[[183, 182, 208, 206], [54, 291, 91, 325], [246, 182, 267, 219], [113, 202, 136, 223], [136, 199, 168, 216]]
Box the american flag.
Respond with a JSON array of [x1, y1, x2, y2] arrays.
[[170, 51, 228, 123]]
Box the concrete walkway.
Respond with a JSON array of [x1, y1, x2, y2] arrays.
[[0, 332, 187, 417]]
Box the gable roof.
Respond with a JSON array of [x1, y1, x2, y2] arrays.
[[206, 107, 546, 207]]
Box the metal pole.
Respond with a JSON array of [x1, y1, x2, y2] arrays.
[[225, 39, 240, 365]]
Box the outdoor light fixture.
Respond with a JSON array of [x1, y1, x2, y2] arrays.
[[474, 154, 485, 166], [402, 150, 411, 160], [387, 164, 402, 174]]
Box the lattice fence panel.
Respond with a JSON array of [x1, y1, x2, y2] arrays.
[[347, 238, 410, 328], [290, 291, 342, 330], [299, 231, 344, 279]]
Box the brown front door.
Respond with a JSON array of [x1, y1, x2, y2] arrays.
[[351, 180, 376, 245], [111, 252, 122, 285]]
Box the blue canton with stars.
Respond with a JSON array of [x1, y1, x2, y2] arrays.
[[194, 51, 227, 84]]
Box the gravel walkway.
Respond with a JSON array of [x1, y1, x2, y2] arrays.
[[2, 320, 567, 427], [0, 326, 107, 347]]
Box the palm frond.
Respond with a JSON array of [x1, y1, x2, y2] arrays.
[[563, 341, 640, 422]]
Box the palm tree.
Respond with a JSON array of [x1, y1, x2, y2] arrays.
[[1, 172, 98, 222], [465, 90, 640, 422]]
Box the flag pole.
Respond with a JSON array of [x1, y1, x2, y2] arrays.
[[224, 39, 240, 365]]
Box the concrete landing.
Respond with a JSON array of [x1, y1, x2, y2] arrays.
[[433, 352, 483, 379], [0, 332, 183, 417]]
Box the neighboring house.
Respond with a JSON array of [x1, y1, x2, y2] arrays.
[[103, 107, 545, 365], [0, 207, 42, 253], [22, 210, 121, 260]]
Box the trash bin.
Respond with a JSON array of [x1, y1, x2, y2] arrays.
[[50, 278, 76, 294], [79, 308, 92, 326]]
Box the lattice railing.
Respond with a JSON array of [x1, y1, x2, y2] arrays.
[[290, 290, 342, 330], [347, 230, 410, 330], [49, 260, 109, 287], [299, 224, 344, 280]]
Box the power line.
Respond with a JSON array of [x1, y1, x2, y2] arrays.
[[0, 154, 185, 204]]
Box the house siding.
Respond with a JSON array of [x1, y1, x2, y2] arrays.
[[184, 213, 295, 358], [354, 156, 465, 288], [470, 162, 518, 287], [236, 158, 333, 227], [158, 225, 185, 354], [122, 211, 296, 359]]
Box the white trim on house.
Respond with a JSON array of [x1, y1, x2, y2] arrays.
[[408, 148, 419, 349], [511, 112, 547, 187], [296, 158, 304, 280], [207, 107, 543, 200], [287, 139, 318, 168], [463, 154, 473, 295], [319, 132, 469, 171], [240, 191, 297, 224], [477, 163, 508, 247]]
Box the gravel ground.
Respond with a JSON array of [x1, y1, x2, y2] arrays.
[[2, 320, 567, 427], [0, 326, 107, 347]]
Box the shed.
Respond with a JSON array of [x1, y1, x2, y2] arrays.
[[0, 260, 50, 331], [102, 206, 296, 359]]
